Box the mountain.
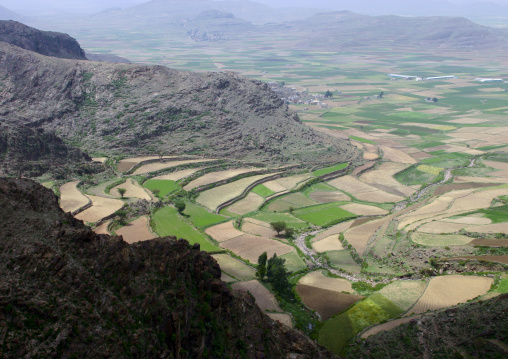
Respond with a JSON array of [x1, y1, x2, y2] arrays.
[[347, 294, 508, 358], [0, 177, 337, 358], [0, 40, 358, 166], [0, 20, 86, 60], [277, 11, 506, 50], [0, 123, 100, 178]]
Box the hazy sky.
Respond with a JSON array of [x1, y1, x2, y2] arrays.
[[2, 0, 508, 15]]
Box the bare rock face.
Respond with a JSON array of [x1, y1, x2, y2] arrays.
[[0, 40, 358, 167], [0, 178, 338, 358], [0, 20, 87, 59]]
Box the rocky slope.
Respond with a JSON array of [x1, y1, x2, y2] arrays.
[[0, 123, 100, 178], [0, 20, 86, 60], [0, 177, 337, 358], [347, 294, 508, 358], [0, 40, 358, 166]]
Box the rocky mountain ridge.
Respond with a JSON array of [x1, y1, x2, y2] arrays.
[[0, 177, 337, 358]]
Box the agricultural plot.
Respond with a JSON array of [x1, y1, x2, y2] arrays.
[[59, 181, 90, 213], [116, 216, 156, 244], [251, 184, 276, 197], [111, 178, 152, 200], [326, 250, 362, 273], [328, 175, 404, 203], [219, 234, 294, 263], [378, 281, 427, 311], [309, 191, 351, 203], [251, 212, 308, 230], [312, 236, 344, 253], [132, 159, 214, 175], [142, 179, 180, 197], [411, 233, 473, 246], [152, 167, 205, 181], [361, 315, 421, 339], [151, 206, 220, 252], [93, 221, 111, 235], [408, 275, 493, 316], [183, 168, 257, 190], [465, 223, 508, 235], [117, 156, 177, 172], [196, 173, 276, 211], [312, 163, 348, 177], [268, 173, 314, 191], [340, 203, 388, 216], [182, 203, 226, 229], [242, 220, 278, 238], [75, 195, 124, 223], [312, 220, 355, 243], [212, 254, 256, 280], [378, 145, 417, 164], [226, 192, 264, 215], [298, 271, 353, 293], [232, 280, 282, 312], [293, 203, 356, 227], [296, 284, 364, 321], [266, 193, 318, 212], [344, 217, 388, 255], [359, 162, 416, 197], [279, 252, 307, 272], [417, 220, 475, 234], [85, 179, 120, 198], [205, 220, 243, 242]]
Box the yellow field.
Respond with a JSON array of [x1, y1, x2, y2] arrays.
[[183, 168, 256, 190], [273, 173, 313, 190], [263, 180, 287, 193], [328, 175, 404, 203], [205, 220, 243, 242], [132, 159, 214, 175], [298, 270, 353, 293], [117, 156, 177, 172], [220, 234, 293, 263], [378, 145, 417, 164], [344, 218, 388, 255], [152, 167, 205, 181], [242, 221, 278, 238], [309, 191, 351, 203], [75, 195, 124, 223], [227, 192, 264, 215], [417, 165, 443, 175], [59, 181, 89, 213], [340, 203, 388, 216], [417, 221, 474, 234], [312, 236, 344, 253], [465, 223, 508, 235], [378, 281, 427, 311], [116, 216, 156, 244], [196, 173, 276, 211], [93, 221, 111, 235], [232, 280, 282, 312], [312, 220, 355, 242], [111, 178, 152, 200]]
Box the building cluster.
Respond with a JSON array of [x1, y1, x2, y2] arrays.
[[268, 82, 329, 108]]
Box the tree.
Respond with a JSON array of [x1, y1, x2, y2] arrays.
[[379, 91, 384, 98], [117, 188, 127, 198], [257, 251, 268, 281], [266, 254, 290, 297], [115, 209, 128, 225], [324, 90, 333, 98], [270, 221, 286, 235], [432, 97, 438, 103], [152, 188, 160, 198], [285, 227, 295, 239], [175, 201, 186, 213]]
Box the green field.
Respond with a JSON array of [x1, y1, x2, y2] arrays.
[[251, 212, 309, 230], [143, 179, 180, 197], [326, 250, 362, 273], [312, 163, 348, 177], [151, 206, 220, 252], [182, 202, 227, 229], [251, 184, 276, 197], [293, 203, 356, 227], [280, 251, 307, 273], [395, 165, 437, 186]]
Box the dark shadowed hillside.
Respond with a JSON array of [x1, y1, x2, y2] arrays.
[[0, 177, 337, 358], [0, 41, 358, 166]]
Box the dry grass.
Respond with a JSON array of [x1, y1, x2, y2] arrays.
[[196, 174, 276, 211], [75, 195, 124, 223], [266, 313, 293, 327], [184, 168, 256, 190], [408, 275, 493, 316], [132, 159, 214, 175], [232, 280, 282, 312], [152, 167, 205, 181], [341, 203, 388, 216], [116, 216, 156, 244], [298, 270, 353, 293], [227, 192, 264, 215], [111, 178, 151, 200], [312, 236, 344, 253], [59, 181, 89, 213], [296, 284, 364, 321], [205, 220, 243, 242], [220, 234, 293, 263]]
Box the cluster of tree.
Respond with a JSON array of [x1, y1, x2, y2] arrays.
[[256, 252, 291, 298], [270, 221, 294, 238], [324, 90, 333, 98], [426, 97, 438, 103]]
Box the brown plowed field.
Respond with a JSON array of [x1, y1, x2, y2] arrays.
[[232, 280, 282, 312], [60, 181, 90, 213], [227, 193, 264, 215], [312, 236, 344, 253], [344, 218, 387, 255], [242, 221, 278, 238], [116, 216, 156, 244], [153, 167, 205, 181], [205, 221, 243, 242], [184, 168, 256, 190], [296, 284, 364, 321], [378, 145, 417, 164], [298, 270, 353, 293], [75, 195, 124, 223], [220, 234, 293, 263], [93, 221, 111, 235], [111, 178, 152, 200]]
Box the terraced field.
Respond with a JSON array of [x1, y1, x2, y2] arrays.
[[59, 181, 90, 213]]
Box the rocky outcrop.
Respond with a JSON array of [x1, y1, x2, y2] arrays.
[[0, 40, 358, 167], [0, 123, 100, 178], [0, 178, 336, 358], [0, 20, 86, 59]]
